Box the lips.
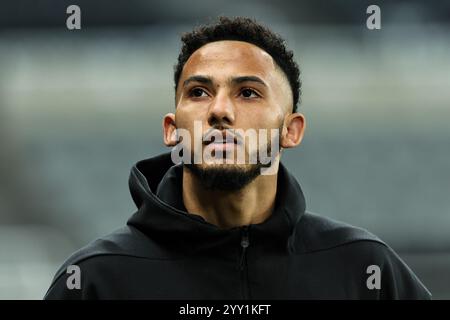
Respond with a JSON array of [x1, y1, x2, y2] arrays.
[[203, 131, 241, 146]]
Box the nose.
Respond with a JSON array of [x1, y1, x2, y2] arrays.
[[207, 91, 235, 128]]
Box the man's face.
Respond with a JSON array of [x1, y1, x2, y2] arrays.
[[171, 40, 294, 189]]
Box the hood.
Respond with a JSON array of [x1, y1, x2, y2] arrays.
[[127, 152, 306, 253]]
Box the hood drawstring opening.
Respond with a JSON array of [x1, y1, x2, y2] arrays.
[[239, 227, 249, 270]]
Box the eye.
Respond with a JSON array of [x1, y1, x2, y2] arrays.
[[189, 88, 208, 98], [240, 88, 260, 99]]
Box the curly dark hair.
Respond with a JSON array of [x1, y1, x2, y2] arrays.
[[174, 16, 301, 113]]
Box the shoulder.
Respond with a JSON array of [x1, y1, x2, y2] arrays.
[[295, 211, 432, 299], [295, 211, 408, 265], [45, 225, 171, 294], [295, 211, 386, 253], [294, 211, 409, 277]]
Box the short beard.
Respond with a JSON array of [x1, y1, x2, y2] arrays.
[[184, 163, 263, 191], [183, 127, 282, 191]]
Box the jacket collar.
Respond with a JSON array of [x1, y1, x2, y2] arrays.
[[127, 152, 306, 253]]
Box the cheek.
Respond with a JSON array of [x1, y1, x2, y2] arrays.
[[239, 111, 281, 131], [173, 112, 204, 151], [175, 108, 196, 130], [176, 104, 209, 125], [238, 98, 284, 127], [239, 108, 264, 127]]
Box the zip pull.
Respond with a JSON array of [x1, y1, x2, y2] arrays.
[[239, 228, 250, 270]]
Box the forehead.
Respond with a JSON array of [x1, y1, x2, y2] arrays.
[[181, 40, 278, 80]]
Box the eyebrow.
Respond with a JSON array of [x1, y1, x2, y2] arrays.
[[230, 76, 267, 87], [182, 75, 267, 88], [183, 75, 213, 88]]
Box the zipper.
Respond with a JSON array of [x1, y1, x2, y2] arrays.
[[239, 226, 250, 299]]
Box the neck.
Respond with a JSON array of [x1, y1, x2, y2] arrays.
[[182, 163, 279, 229]]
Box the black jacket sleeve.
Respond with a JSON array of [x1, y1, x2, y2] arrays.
[[379, 245, 432, 299], [44, 258, 99, 300]]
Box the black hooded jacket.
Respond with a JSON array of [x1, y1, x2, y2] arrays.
[[44, 152, 431, 299]]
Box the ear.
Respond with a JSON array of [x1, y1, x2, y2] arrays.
[[162, 113, 178, 147], [280, 112, 306, 149]]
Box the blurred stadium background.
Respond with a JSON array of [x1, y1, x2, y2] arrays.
[[1, 0, 449, 299]]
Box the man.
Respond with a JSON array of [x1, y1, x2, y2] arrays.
[[45, 17, 431, 299]]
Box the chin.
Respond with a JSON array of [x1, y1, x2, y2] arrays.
[[184, 162, 263, 191]]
